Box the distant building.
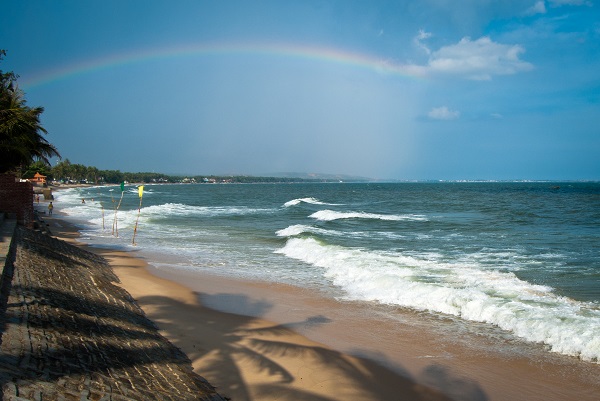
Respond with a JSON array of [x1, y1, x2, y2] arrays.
[[29, 172, 47, 186]]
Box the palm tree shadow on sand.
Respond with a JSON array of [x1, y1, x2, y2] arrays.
[[138, 292, 488, 401]]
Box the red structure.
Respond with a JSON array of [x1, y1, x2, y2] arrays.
[[30, 172, 47, 186], [0, 174, 34, 227]]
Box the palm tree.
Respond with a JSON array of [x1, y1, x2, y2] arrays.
[[1, 50, 60, 174], [86, 166, 100, 184]]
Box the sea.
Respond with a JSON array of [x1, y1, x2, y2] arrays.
[[52, 181, 600, 364]]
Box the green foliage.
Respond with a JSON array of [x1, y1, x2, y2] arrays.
[[51, 160, 173, 184], [22, 160, 52, 179], [0, 50, 61, 173], [49, 160, 340, 185]]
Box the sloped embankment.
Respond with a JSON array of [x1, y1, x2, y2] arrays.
[[0, 225, 226, 401]]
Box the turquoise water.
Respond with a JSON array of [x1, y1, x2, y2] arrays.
[[55, 182, 600, 362]]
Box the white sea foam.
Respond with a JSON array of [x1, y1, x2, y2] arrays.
[[277, 224, 313, 237], [283, 197, 340, 207], [55, 188, 271, 225], [140, 203, 275, 218], [276, 224, 401, 240], [310, 210, 428, 222], [276, 237, 600, 362], [63, 204, 141, 231], [276, 224, 338, 237]]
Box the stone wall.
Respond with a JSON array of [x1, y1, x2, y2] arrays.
[[0, 174, 34, 227], [0, 226, 226, 400]]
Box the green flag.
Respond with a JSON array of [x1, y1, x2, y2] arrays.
[[120, 182, 125, 192]]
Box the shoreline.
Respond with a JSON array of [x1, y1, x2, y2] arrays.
[[42, 208, 600, 401], [43, 211, 452, 401]]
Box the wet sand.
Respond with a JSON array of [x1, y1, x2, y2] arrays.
[[44, 210, 600, 401]]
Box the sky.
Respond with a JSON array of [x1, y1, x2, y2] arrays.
[[1, 0, 599, 180]]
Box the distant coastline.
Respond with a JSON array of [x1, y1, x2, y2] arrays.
[[48, 178, 599, 187], [32, 158, 598, 186]]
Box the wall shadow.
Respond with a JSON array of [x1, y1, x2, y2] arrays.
[[0, 226, 222, 400]]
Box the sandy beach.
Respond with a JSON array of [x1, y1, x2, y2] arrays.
[[41, 206, 600, 401], [44, 210, 451, 401]]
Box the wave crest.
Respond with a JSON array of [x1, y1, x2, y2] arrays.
[[310, 210, 428, 222], [276, 237, 600, 362], [143, 203, 275, 217], [283, 197, 339, 207]]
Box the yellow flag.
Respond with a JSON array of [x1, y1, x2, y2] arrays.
[[138, 185, 144, 198]]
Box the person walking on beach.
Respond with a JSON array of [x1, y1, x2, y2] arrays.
[[48, 202, 53, 215]]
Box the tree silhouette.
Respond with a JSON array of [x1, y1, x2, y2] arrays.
[[0, 50, 60, 174]]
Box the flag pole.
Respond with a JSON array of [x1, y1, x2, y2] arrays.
[[110, 192, 115, 233], [132, 185, 144, 245], [113, 182, 125, 237], [110, 189, 117, 235], [100, 201, 105, 230]]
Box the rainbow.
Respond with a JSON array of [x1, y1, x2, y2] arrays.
[[21, 42, 426, 89]]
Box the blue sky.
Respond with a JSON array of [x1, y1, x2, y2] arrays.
[[2, 0, 599, 180]]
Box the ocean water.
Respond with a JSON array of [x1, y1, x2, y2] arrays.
[[53, 182, 600, 363]]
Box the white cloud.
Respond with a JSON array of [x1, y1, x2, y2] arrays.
[[526, 1, 547, 15], [428, 106, 460, 120], [523, 0, 593, 14], [426, 36, 534, 80], [414, 29, 433, 55]]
